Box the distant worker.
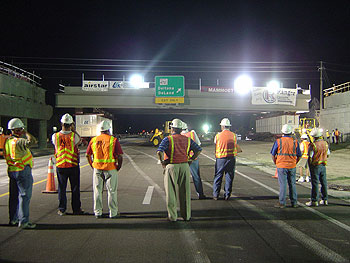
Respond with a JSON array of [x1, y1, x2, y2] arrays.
[[297, 134, 310, 183], [4, 118, 37, 229], [157, 119, 202, 222], [334, 128, 340, 144], [52, 113, 84, 216], [306, 128, 330, 206], [331, 130, 335, 144], [86, 120, 123, 218], [181, 122, 206, 199], [213, 118, 241, 201], [325, 130, 330, 145], [271, 124, 301, 208]]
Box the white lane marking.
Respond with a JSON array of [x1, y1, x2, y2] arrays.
[[202, 180, 349, 263], [201, 152, 350, 234], [126, 148, 159, 161], [142, 186, 154, 205], [124, 152, 211, 263]]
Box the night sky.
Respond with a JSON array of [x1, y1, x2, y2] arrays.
[[1, 1, 350, 133]]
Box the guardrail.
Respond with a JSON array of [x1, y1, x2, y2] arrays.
[[324, 82, 350, 97], [0, 60, 41, 86]]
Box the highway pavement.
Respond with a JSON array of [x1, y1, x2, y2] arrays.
[[1, 138, 350, 263]]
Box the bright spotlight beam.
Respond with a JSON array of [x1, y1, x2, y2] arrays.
[[266, 80, 280, 94], [130, 74, 143, 88], [234, 75, 253, 95]]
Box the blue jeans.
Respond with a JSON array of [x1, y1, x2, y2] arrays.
[[189, 159, 204, 197], [277, 168, 297, 205], [57, 166, 81, 213], [213, 157, 236, 198], [8, 165, 33, 224], [309, 164, 328, 202]]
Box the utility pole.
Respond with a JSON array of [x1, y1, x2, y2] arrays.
[[319, 61, 324, 110]]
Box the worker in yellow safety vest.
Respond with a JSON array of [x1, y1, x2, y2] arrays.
[[157, 119, 202, 222], [86, 120, 123, 219], [297, 134, 310, 183], [4, 118, 37, 229], [213, 118, 241, 201], [52, 113, 84, 216]]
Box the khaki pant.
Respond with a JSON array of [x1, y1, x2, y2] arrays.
[[164, 163, 191, 221], [93, 168, 118, 217]]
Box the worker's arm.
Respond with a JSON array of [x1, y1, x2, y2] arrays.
[[71, 123, 82, 145], [24, 130, 37, 147], [271, 155, 277, 165], [86, 154, 93, 168], [157, 151, 167, 169], [117, 154, 123, 171]]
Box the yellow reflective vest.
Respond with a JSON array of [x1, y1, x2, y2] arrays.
[[5, 137, 33, 172]]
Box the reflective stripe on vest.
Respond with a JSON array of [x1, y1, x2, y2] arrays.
[[275, 137, 298, 169], [166, 135, 190, 164], [215, 130, 237, 158], [4, 137, 33, 172], [183, 131, 195, 158], [301, 140, 309, 159], [310, 140, 328, 166], [55, 132, 78, 168], [91, 134, 117, 170]]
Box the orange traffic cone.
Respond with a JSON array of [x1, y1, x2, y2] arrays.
[[272, 168, 278, 178], [42, 157, 58, 193]]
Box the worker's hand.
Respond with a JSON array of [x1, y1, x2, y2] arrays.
[[117, 164, 122, 171], [188, 160, 193, 166], [161, 160, 167, 169]]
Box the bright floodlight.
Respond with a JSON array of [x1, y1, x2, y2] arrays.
[[234, 75, 253, 95], [266, 80, 280, 93], [130, 74, 143, 88], [202, 123, 210, 134]]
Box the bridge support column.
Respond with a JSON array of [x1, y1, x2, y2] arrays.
[[38, 120, 47, 149]]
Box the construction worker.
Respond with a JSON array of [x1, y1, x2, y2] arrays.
[[86, 120, 123, 218], [213, 118, 239, 201], [325, 130, 330, 144], [181, 122, 206, 199], [331, 130, 335, 144], [306, 128, 330, 207], [334, 128, 340, 144], [52, 113, 84, 216], [157, 119, 202, 222], [297, 134, 310, 183], [271, 124, 301, 208], [4, 118, 37, 229]]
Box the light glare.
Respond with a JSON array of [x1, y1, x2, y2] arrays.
[[130, 74, 143, 88], [266, 80, 280, 93], [202, 124, 210, 134], [234, 75, 253, 95]]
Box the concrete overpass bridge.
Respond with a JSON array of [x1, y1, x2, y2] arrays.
[[56, 85, 311, 116]]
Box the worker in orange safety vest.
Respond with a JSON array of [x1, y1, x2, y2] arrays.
[[271, 124, 301, 208], [5, 118, 37, 229], [157, 119, 202, 222], [86, 120, 123, 219], [52, 113, 84, 216], [213, 118, 241, 201], [306, 128, 330, 207]]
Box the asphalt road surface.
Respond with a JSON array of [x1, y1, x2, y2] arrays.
[[1, 138, 350, 263]]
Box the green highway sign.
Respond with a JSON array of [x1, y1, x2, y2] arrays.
[[155, 76, 185, 97]]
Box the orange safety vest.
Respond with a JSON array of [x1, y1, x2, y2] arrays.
[[91, 134, 118, 170], [335, 130, 339, 136], [275, 137, 298, 169], [183, 131, 195, 158], [164, 134, 191, 164], [215, 130, 237, 158], [301, 140, 310, 159], [4, 137, 33, 172], [310, 139, 328, 166], [55, 132, 79, 168]]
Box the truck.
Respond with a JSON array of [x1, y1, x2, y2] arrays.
[[75, 114, 113, 145], [256, 115, 299, 135], [294, 118, 317, 139], [150, 121, 172, 147]]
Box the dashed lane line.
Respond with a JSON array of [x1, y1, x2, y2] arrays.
[[142, 186, 154, 205]]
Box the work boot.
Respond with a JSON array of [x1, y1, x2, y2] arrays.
[[298, 177, 305, 183], [319, 200, 328, 206], [19, 222, 36, 229], [305, 201, 319, 207], [305, 176, 310, 183], [274, 203, 286, 208]]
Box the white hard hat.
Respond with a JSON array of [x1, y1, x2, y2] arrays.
[[171, 119, 183, 129], [100, 120, 111, 131], [281, 124, 293, 134], [61, 113, 73, 124], [0, 127, 3, 134], [301, 134, 308, 139], [182, 122, 188, 130], [310, 128, 322, 138], [220, 118, 231, 126], [8, 118, 25, 130]]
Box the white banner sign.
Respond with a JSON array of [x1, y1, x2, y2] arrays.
[[109, 81, 150, 89], [82, 81, 108, 91], [252, 87, 297, 106]]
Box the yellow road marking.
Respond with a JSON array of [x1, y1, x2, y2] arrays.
[[0, 163, 90, 198]]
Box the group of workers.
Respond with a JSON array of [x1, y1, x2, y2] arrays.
[[326, 129, 342, 144], [3, 113, 330, 228], [271, 124, 330, 208]]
